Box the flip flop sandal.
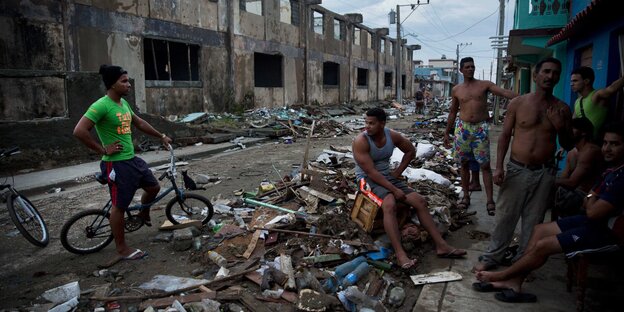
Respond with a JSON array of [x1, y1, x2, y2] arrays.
[[457, 197, 471, 210], [437, 249, 467, 259], [472, 282, 509, 293], [487, 202, 496, 216], [494, 289, 537, 303]]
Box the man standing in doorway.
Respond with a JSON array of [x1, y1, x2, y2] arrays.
[[474, 57, 573, 272], [444, 57, 517, 216], [74, 65, 172, 267], [571, 66, 624, 140]]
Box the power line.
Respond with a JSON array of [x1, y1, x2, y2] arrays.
[[413, 7, 499, 43]]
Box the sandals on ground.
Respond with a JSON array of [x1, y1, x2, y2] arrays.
[[457, 197, 470, 210], [487, 202, 496, 216]]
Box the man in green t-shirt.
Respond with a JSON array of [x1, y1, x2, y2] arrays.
[[73, 65, 172, 266], [571, 66, 624, 141]]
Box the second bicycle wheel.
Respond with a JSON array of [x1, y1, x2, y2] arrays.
[[165, 193, 213, 225], [7, 193, 49, 247], [60, 209, 113, 254]]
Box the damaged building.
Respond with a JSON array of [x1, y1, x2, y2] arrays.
[[0, 0, 416, 120], [0, 0, 416, 167]]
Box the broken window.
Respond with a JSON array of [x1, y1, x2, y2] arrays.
[[333, 19, 344, 40], [254, 53, 283, 87], [390, 42, 394, 56], [280, 0, 291, 24], [144, 38, 199, 82], [313, 11, 323, 35], [241, 0, 263, 16], [354, 27, 360, 46], [357, 68, 368, 86], [290, 0, 300, 26], [384, 72, 392, 87], [365, 32, 372, 48], [323, 62, 339, 86], [380, 39, 385, 53], [401, 75, 406, 90]]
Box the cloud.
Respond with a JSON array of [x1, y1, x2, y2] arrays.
[[321, 0, 515, 81]]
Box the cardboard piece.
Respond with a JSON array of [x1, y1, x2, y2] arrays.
[[410, 271, 462, 285]]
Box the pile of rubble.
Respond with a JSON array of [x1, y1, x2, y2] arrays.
[[33, 101, 475, 312]]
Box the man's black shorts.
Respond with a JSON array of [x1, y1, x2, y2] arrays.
[[100, 157, 158, 209]]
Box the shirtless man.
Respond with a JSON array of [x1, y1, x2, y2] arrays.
[[353, 108, 466, 269], [474, 57, 573, 272], [552, 117, 604, 220], [444, 57, 517, 216]]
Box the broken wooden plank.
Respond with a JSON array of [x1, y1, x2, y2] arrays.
[[159, 219, 202, 231], [139, 291, 215, 310], [242, 230, 262, 259], [298, 185, 335, 202], [240, 292, 277, 312]]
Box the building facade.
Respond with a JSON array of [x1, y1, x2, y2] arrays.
[[0, 0, 417, 123]]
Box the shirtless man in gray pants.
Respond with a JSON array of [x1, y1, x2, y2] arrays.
[[474, 57, 573, 272]]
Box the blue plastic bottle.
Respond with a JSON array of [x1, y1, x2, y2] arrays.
[[334, 256, 366, 279], [341, 262, 371, 286]]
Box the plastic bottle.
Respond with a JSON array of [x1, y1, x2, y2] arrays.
[[343, 286, 378, 309], [341, 262, 371, 286], [322, 276, 339, 294], [334, 256, 367, 279], [207, 251, 227, 267]]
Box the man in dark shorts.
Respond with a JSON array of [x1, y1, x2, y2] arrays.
[[474, 122, 624, 303], [353, 108, 466, 269], [73, 64, 172, 266]]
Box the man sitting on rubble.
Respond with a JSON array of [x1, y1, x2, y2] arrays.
[[474, 122, 624, 303], [353, 107, 466, 269], [552, 117, 604, 220]]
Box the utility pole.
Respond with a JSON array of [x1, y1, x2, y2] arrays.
[[395, 5, 402, 104], [390, 1, 429, 104], [455, 42, 471, 84], [493, 0, 506, 125]]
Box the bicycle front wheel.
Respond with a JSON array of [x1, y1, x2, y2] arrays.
[[166, 193, 213, 225], [60, 209, 113, 254], [7, 193, 49, 247]]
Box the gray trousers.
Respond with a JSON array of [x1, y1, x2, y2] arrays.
[[480, 161, 556, 264]]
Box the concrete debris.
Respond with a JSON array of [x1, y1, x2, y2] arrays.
[[41, 281, 80, 304]]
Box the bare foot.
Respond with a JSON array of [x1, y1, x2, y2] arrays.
[[397, 255, 417, 269], [436, 246, 467, 258]]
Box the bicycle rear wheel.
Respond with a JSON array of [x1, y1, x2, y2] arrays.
[[60, 209, 113, 254], [165, 193, 213, 225], [7, 193, 49, 247]]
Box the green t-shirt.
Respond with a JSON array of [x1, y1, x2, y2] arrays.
[[574, 90, 606, 138], [84, 96, 135, 161]]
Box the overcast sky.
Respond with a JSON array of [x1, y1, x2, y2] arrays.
[[320, 0, 516, 82]]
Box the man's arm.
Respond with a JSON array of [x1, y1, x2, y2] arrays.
[[556, 148, 597, 189], [132, 114, 172, 147], [390, 130, 415, 178], [493, 98, 517, 185], [558, 148, 577, 179], [584, 195, 616, 220], [444, 87, 460, 148], [593, 75, 624, 106], [352, 135, 400, 195], [73, 116, 115, 156], [487, 82, 518, 100]]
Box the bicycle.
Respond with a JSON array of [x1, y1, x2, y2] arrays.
[[0, 147, 49, 247], [60, 146, 214, 254]]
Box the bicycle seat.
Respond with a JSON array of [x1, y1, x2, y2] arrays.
[[94, 173, 108, 185]]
